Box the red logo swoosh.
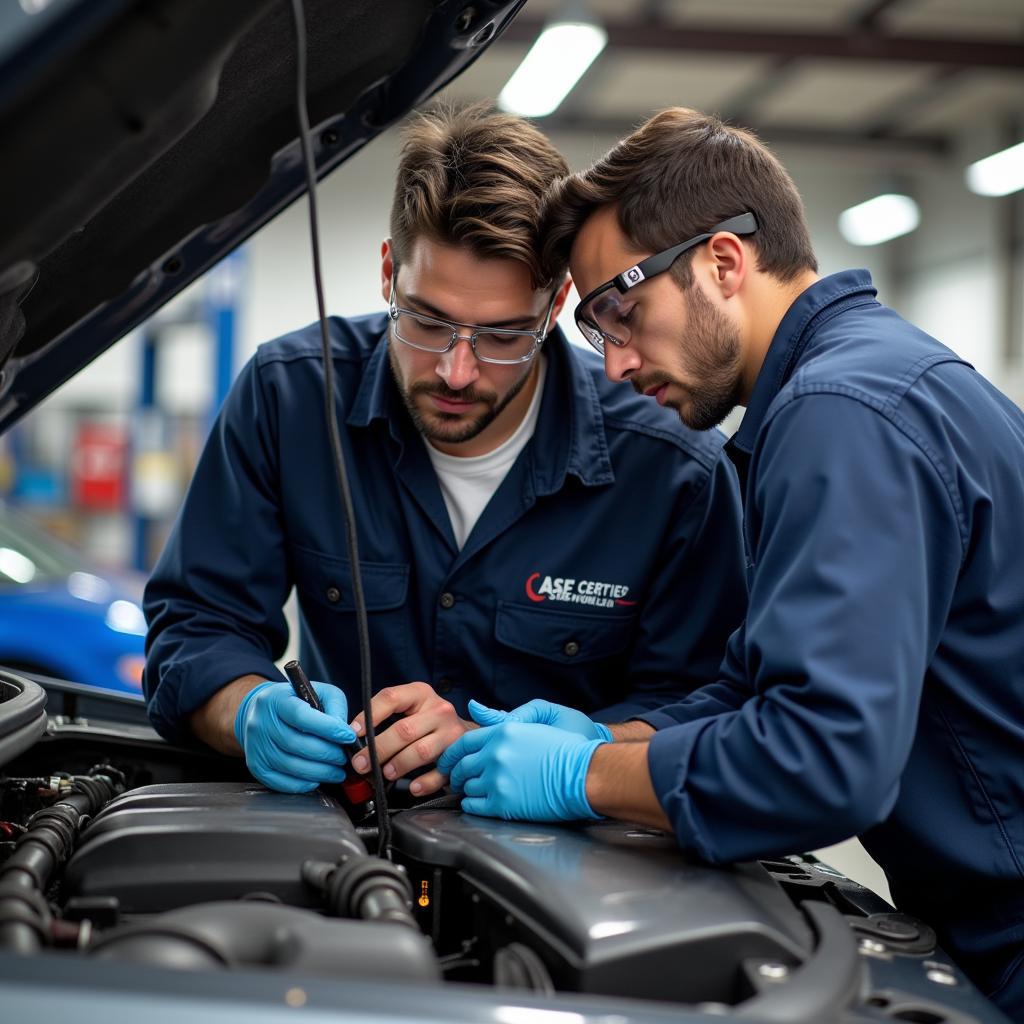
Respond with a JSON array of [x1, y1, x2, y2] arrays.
[[525, 572, 546, 602], [614, 598, 637, 606]]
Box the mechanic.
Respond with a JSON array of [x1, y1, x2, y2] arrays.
[[437, 107, 1024, 1016], [142, 103, 746, 799]]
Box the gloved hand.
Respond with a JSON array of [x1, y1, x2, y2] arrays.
[[234, 680, 356, 794], [436, 721, 607, 822], [467, 698, 613, 741]]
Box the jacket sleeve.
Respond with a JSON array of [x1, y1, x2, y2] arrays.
[[143, 354, 290, 744], [646, 395, 962, 861], [591, 448, 748, 723]]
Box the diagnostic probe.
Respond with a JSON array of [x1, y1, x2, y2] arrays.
[[283, 659, 375, 808]]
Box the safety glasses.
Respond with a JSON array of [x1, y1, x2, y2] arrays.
[[574, 212, 758, 352], [389, 270, 556, 365]]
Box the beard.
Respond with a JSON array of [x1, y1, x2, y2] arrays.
[[634, 283, 744, 432], [388, 342, 537, 446]]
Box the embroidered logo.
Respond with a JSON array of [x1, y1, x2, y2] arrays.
[[525, 572, 637, 609]]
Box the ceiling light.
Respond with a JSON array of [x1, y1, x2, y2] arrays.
[[0, 547, 35, 584], [838, 193, 920, 247], [965, 141, 1024, 198], [68, 570, 111, 603], [498, 19, 606, 118], [106, 599, 147, 636]]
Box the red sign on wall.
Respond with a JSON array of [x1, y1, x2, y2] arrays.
[[71, 423, 127, 510]]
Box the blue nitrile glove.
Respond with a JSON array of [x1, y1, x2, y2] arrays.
[[233, 680, 356, 794], [436, 721, 607, 822], [467, 698, 613, 741]]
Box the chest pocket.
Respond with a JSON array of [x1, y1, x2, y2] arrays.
[[493, 601, 636, 712], [291, 545, 409, 680], [293, 546, 408, 611]]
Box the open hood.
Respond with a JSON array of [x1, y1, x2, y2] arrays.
[[0, 0, 525, 432]]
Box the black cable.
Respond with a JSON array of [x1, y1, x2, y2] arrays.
[[287, 0, 390, 856]]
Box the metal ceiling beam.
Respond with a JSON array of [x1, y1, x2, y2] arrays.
[[721, 55, 797, 124], [853, 0, 906, 29], [501, 16, 1024, 70], [864, 65, 968, 139]]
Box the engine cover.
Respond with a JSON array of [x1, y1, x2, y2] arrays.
[[64, 782, 365, 912], [392, 810, 814, 1004]]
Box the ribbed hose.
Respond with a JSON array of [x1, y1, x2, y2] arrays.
[[0, 767, 124, 952], [302, 856, 418, 930]]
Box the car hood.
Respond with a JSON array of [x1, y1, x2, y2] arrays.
[[0, 0, 524, 433]]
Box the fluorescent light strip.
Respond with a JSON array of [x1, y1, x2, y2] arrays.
[[965, 141, 1024, 198], [838, 193, 920, 247], [499, 22, 607, 118]]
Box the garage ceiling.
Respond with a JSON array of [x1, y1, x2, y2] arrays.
[[446, 0, 1024, 159]]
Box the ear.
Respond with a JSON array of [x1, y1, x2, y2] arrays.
[[380, 238, 394, 306], [707, 232, 747, 300], [548, 274, 574, 327]]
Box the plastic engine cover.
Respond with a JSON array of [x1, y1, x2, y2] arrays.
[[392, 810, 814, 1004], [65, 782, 365, 912]]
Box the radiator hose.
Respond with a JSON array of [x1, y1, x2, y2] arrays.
[[302, 855, 418, 929], [0, 766, 124, 952]]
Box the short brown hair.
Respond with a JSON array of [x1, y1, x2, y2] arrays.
[[390, 101, 570, 289], [542, 107, 817, 288]]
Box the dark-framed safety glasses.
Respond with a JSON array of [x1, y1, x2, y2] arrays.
[[574, 212, 759, 353], [388, 270, 556, 365]]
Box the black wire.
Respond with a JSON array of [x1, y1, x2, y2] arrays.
[[287, 0, 391, 856]]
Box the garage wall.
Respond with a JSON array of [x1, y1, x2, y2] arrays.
[[892, 120, 1024, 404]]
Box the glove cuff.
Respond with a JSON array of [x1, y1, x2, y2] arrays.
[[592, 722, 613, 743], [569, 738, 609, 820], [233, 680, 276, 748]]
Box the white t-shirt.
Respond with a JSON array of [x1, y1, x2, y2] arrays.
[[425, 355, 547, 549]]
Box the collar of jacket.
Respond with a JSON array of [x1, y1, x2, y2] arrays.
[[345, 321, 614, 495], [726, 268, 878, 465]]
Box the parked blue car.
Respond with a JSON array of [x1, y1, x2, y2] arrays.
[[0, 505, 145, 695]]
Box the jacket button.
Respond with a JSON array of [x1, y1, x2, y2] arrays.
[[326, 586, 341, 603], [439, 592, 455, 609], [563, 640, 580, 657], [437, 677, 454, 694]]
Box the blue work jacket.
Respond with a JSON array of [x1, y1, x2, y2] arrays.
[[144, 315, 746, 745], [641, 270, 1024, 1014]]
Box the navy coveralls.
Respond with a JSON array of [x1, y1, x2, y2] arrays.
[[641, 271, 1024, 1014], [144, 315, 746, 743]]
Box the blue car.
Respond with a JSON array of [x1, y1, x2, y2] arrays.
[[0, 505, 145, 695]]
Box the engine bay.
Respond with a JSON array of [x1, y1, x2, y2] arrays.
[[0, 672, 1008, 1023]]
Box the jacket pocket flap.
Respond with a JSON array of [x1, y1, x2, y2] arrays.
[[495, 600, 635, 665], [293, 546, 408, 611]]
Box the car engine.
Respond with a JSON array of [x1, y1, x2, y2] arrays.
[[0, 671, 1008, 1023]]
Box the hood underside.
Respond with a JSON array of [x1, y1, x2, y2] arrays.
[[0, 0, 524, 432]]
